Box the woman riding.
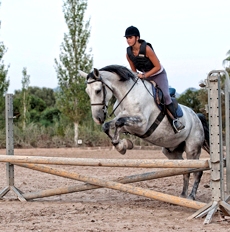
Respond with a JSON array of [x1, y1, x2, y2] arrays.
[[124, 26, 185, 132]]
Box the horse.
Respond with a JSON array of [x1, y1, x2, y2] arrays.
[[79, 64, 210, 200]]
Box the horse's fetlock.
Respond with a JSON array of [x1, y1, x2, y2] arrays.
[[111, 141, 119, 146], [188, 194, 195, 201]]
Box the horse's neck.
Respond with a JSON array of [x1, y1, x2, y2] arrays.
[[102, 74, 129, 100]]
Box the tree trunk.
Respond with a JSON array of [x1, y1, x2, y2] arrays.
[[23, 91, 26, 130], [74, 121, 79, 147]]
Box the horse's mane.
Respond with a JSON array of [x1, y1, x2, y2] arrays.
[[99, 65, 136, 82]]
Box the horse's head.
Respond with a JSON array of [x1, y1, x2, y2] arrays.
[[78, 68, 113, 125]]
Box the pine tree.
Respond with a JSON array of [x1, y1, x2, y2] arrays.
[[55, 0, 93, 146]]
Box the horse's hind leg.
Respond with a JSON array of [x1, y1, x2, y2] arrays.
[[188, 171, 203, 200], [185, 142, 203, 200], [162, 143, 191, 198]]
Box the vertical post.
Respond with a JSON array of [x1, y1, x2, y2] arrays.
[[208, 74, 224, 201], [6, 94, 15, 186], [190, 71, 230, 223], [225, 73, 230, 196]]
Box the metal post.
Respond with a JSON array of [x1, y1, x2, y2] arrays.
[[189, 71, 230, 224], [208, 74, 224, 202], [6, 94, 15, 186], [0, 94, 25, 201], [225, 71, 230, 197]]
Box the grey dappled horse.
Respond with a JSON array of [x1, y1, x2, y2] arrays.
[[79, 65, 210, 200]]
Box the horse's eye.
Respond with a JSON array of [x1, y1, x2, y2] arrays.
[[96, 89, 101, 94]]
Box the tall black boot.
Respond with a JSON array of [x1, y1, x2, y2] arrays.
[[166, 103, 185, 132]]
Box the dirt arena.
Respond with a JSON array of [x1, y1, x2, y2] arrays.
[[0, 147, 229, 232]]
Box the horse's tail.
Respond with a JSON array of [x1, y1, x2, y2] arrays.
[[197, 113, 210, 154]]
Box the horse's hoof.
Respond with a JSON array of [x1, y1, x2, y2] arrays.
[[180, 193, 187, 198], [123, 139, 133, 150], [114, 141, 127, 155], [118, 148, 126, 155], [188, 195, 195, 201]]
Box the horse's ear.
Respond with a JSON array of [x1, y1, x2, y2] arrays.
[[93, 68, 100, 79], [78, 70, 88, 78]]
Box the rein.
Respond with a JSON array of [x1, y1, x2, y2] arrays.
[[87, 75, 139, 118]]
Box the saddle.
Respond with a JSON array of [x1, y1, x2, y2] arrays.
[[151, 83, 182, 115], [134, 83, 183, 138], [151, 82, 183, 133]]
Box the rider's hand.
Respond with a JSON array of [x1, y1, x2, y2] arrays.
[[137, 73, 145, 79]]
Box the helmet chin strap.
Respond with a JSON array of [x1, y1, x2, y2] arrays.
[[131, 36, 139, 47]]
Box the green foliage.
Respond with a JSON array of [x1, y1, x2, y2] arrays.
[[13, 87, 59, 127], [20, 67, 31, 129], [28, 86, 56, 107], [177, 88, 203, 113], [54, 0, 93, 125], [0, 42, 10, 124], [223, 50, 230, 68], [40, 107, 61, 127]]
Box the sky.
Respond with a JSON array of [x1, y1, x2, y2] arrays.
[[0, 0, 230, 94]]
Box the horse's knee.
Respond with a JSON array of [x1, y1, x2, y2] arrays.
[[102, 122, 110, 133], [115, 118, 126, 127]]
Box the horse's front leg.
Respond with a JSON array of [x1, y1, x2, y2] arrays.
[[102, 120, 116, 140], [111, 116, 142, 154], [103, 119, 133, 154]]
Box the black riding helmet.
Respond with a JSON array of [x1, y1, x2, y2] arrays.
[[124, 26, 140, 37]]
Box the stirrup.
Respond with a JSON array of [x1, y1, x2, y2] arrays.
[[173, 119, 185, 133]]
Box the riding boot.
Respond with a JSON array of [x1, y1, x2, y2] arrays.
[[166, 103, 185, 132]]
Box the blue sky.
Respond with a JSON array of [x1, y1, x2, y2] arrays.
[[1, 0, 230, 94]]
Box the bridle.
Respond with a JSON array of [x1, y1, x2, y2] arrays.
[[86, 76, 113, 119], [86, 75, 139, 118]]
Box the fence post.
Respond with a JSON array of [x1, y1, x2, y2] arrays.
[[225, 71, 230, 197], [189, 71, 230, 224], [6, 94, 15, 187], [0, 94, 25, 201]]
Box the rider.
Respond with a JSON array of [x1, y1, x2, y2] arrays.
[[124, 26, 185, 132]]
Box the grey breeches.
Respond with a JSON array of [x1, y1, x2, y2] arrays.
[[146, 69, 172, 105]]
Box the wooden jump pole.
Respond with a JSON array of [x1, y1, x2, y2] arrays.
[[14, 162, 206, 210], [16, 163, 209, 200], [0, 155, 210, 168]]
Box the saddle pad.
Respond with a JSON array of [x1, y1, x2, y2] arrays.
[[176, 105, 183, 118]]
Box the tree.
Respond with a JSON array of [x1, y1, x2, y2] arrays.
[[0, 44, 10, 126], [177, 88, 203, 113], [0, 2, 10, 128], [223, 50, 230, 69], [13, 86, 60, 126], [54, 0, 93, 146], [20, 67, 30, 130]]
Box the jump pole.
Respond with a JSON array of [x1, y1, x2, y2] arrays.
[[15, 162, 209, 200], [0, 155, 210, 168], [14, 162, 206, 210]]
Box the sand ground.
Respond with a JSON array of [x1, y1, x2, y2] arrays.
[[0, 147, 229, 232]]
